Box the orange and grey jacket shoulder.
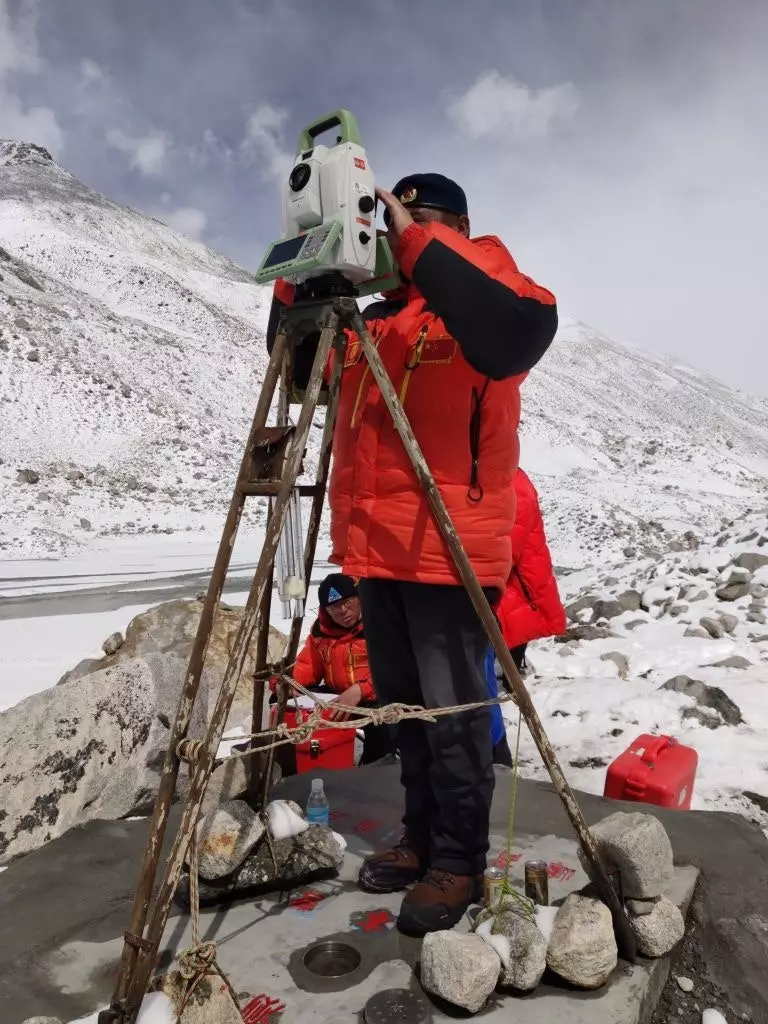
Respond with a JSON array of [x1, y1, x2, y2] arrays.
[[265, 223, 557, 385]]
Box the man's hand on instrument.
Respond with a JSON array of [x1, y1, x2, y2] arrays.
[[376, 187, 414, 239]]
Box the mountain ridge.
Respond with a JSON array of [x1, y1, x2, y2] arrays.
[[1, 138, 767, 565]]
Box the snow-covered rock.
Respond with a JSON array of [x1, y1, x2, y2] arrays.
[[475, 898, 547, 991]]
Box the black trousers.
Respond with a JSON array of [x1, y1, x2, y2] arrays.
[[359, 579, 497, 875]]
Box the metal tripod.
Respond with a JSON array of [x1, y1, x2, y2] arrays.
[[102, 293, 636, 1024]]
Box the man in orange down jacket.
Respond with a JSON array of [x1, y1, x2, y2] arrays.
[[274, 573, 396, 767], [496, 468, 567, 673], [266, 172, 557, 935]]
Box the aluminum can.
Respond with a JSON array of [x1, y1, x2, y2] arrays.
[[483, 866, 506, 907], [524, 860, 549, 905]]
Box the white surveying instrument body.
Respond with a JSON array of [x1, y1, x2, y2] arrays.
[[255, 110, 396, 295]]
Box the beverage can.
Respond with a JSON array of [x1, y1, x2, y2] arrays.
[[524, 860, 549, 906], [483, 866, 506, 908]]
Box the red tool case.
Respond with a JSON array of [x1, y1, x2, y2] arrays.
[[603, 733, 698, 810], [270, 705, 356, 773]]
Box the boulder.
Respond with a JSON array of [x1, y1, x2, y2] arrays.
[[421, 931, 501, 1013], [631, 895, 685, 957], [546, 893, 617, 989], [195, 799, 266, 880], [716, 582, 750, 602], [661, 675, 744, 726], [668, 603, 689, 617], [177, 825, 344, 904], [57, 598, 286, 723], [735, 552, 768, 573], [475, 898, 547, 991], [711, 656, 752, 670], [684, 627, 710, 639], [617, 589, 643, 612], [699, 616, 726, 639], [102, 631, 124, 656], [600, 651, 629, 679], [555, 624, 617, 643], [578, 811, 673, 899], [718, 612, 739, 633], [566, 595, 596, 622], [0, 654, 207, 865], [725, 567, 753, 584], [590, 599, 624, 622]]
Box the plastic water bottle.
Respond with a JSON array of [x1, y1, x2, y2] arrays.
[[306, 778, 330, 826]]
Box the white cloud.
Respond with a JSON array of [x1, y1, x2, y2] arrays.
[[79, 57, 107, 88], [448, 70, 580, 140], [106, 127, 169, 175], [160, 205, 207, 239], [0, 0, 63, 152], [240, 102, 292, 179]]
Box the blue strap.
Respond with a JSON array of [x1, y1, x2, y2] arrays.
[[485, 647, 506, 746]]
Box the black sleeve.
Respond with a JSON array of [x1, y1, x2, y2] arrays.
[[410, 240, 558, 380], [265, 294, 320, 392]]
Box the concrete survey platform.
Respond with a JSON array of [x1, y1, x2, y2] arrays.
[[1, 765, 767, 1023]]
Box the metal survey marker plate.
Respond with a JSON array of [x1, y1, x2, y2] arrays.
[[363, 988, 432, 1023]]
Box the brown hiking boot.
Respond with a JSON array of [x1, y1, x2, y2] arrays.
[[358, 842, 428, 894], [396, 868, 483, 935]]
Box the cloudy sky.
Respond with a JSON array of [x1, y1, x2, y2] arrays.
[[1, 0, 766, 390]]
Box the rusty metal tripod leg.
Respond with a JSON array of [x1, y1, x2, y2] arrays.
[[349, 302, 637, 963], [121, 309, 340, 1023], [101, 330, 290, 1024]]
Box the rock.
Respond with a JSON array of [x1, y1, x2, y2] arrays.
[[668, 540, 684, 552], [662, 675, 744, 726], [177, 825, 344, 904], [475, 903, 547, 991], [16, 468, 40, 484], [546, 893, 617, 989], [102, 631, 124, 656], [578, 811, 673, 899], [743, 791, 768, 814], [716, 582, 750, 602], [726, 566, 753, 584], [719, 612, 739, 633], [747, 610, 767, 624], [195, 799, 266, 880], [676, 975, 694, 993], [0, 654, 207, 864], [590, 599, 625, 622], [120, 383, 132, 398], [627, 896, 661, 917], [700, 616, 726, 639], [711, 656, 752, 670], [632, 895, 685, 957], [684, 627, 710, 639], [14, 315, 32, 329], [19, 1018, 63, 1024], [682, 707, 721, 729], [558, 646, 575, 657], [641, 586, 670, 611], [735, 552, 768, 573], [689, 589, 710, 602], [600, 651, 629, 679], [79, 517, 92, 529], [624, 618, 647, 631], [26, 348, 40, 362], [623, 546, 637, 558], [566, 595, 596, 622], [669, 603, 689, 617], [66, 469, 85, 482], [57, 598, 286, 722], [618, 589, 643, 612], [421, 931, 501, 1013], [555, 624, 617, 643]]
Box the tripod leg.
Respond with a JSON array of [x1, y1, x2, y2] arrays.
[[255, 334, 345, 808], [101, 329, 290, 1024], [123, 312, 339, 1022], [350, 307, 636, 963]]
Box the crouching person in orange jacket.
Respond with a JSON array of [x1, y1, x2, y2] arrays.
[[271, 574, 397, 771], [266, 172, 557, 935]]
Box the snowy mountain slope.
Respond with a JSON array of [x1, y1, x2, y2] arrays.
[[508, 507, 768, 836], [1, 138, 768, 564]]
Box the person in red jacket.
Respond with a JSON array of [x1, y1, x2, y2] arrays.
[[496, 468, 567, 671], [267, 172, 557, 935], [274, 573, 396, 768]]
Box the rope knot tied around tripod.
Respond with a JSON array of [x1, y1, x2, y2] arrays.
[[176, 738, 205, 765]]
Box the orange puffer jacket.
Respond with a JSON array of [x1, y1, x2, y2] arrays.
[[270, 220, 557, 590], [496, 469, 566, 647], [291, 610, 375, 702]]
